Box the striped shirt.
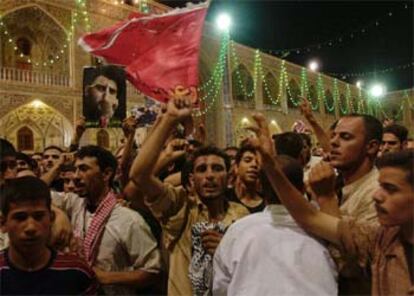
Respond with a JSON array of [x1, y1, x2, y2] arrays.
[[0, 249, 98, 295]]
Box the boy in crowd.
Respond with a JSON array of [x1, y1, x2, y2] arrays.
[[0, 177, 97, 295]]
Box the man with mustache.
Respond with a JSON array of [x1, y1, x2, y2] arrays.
[[249, 112, 414, 295], [380, 124, 408, 155], [320, 114, 383, 294], [327, 114, 382, 223], [129, 97, 249, 296], [52, 145, 162, 295]]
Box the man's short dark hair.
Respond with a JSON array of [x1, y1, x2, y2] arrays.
[[43, 145, 64, 154], [260, 155, 304, 204], [1, 176, 51, 217], [189, 146, 230, 172], [0, 138, 16, 160], [376, 149, 414, 188], [344, 114, 383, 143], [383, 124, 408, 143], [273, 132, 304, 160], [16, 152, 35, 170], [75, 145, 117, 185], [299, 133, 312, 147], [60, 164, 76, 173], [235, 144, 257, 165]]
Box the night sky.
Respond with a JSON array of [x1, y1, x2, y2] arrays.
[[160, 0, 413, 91]]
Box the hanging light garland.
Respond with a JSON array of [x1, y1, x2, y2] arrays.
[[0, 0, 91, 68]]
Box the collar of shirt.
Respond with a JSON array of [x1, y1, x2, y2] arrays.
[[342, 167, 378, 202], [265, 204, 299, 228]]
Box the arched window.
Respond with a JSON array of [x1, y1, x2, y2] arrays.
[[325, 90, 335, 114], [262, 72, 279, 106], [339, 94, 348, 115], [15, 37, 32, 70], [287, 79, 300, 109], [308, 85, 318, 112], [17, 126, 34, 151], [97, 129, 110, 148], [232, 64, 254, 102], [16, 37, 32, 56]]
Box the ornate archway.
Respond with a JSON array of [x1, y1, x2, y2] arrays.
[[0, 100, 73, 152]]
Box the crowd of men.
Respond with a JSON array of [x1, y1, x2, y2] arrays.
[[0, 96, 413, 295]]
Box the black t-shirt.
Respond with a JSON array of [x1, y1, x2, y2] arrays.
[[226, 188, 265, 213], [0, 248, 97, 295]]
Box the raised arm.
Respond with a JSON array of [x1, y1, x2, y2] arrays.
[[69, 117, 86, 152], [299, 97, 331, 154], [307, 161, 341, 217], [248, 113, 340, 244], [129, 97, 192, 201], [41, 153, 74, 186]]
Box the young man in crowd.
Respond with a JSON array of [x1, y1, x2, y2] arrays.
[[380, 123, 408, 155], [327, 114, 382, 223], [248, 113, 413, 295], [227, 144, 265, 213], [129, 97, 249, 296], [0, 176, 98, 295], [52, 145, 162, 295], [213, 155, 337, 295], [60, 164, 77, 193], [42, 145, 65, 191], [42, 146, 63, 173]]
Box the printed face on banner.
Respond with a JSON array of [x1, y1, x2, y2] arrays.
[[83, 65, 126, 128]]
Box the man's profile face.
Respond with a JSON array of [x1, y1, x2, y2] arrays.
[[373, 167, 413, 226], [74, 156, 107, 198], [88, 75, 119, 120], [191, 155, 228, 201], [381, 133, 403, 154]]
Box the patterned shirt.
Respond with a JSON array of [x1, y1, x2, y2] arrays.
[[0, 249, 98, 295], [338, 218, 414, 295], [145, 185, 249, 296]]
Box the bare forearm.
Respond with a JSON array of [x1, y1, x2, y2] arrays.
[[317, 195, 341, 217], [307, 118, 331, 153], [41, 165, 61, 186]]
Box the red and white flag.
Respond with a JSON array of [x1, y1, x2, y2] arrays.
[[78, 3, 208, 104]]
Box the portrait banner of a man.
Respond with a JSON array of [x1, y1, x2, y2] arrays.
[[83, 65, 126, 128]]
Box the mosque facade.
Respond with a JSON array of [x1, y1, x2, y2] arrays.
[[0, 0, 412, 153]]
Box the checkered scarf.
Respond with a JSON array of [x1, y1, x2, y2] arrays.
[[83, 191, 117, 266]]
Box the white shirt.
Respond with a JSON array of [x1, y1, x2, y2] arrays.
[[52, 192, 162, 295], [213, 205, 337, 296]]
